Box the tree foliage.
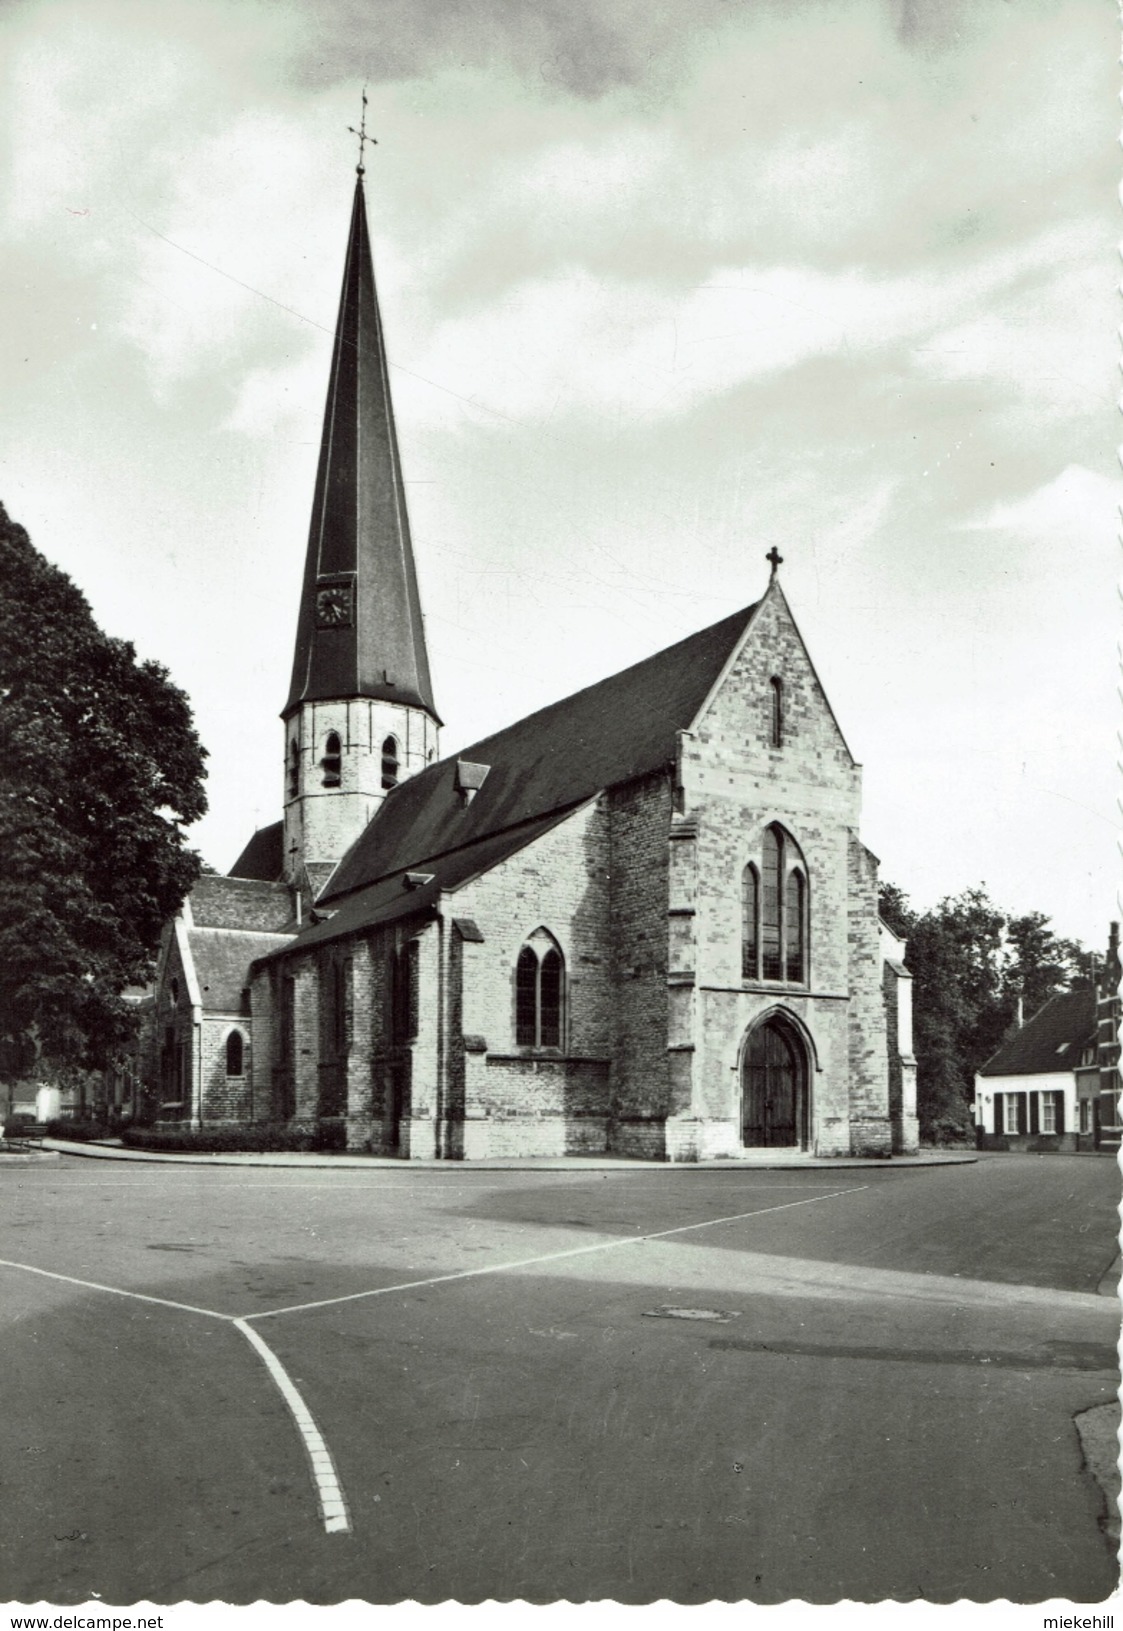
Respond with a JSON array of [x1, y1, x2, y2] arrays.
[[0, 503, 207, 1072], [880, 882, 1093, 1142]]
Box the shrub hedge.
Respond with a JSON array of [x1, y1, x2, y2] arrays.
[[45, 1117, 111, 1142], [121, 1122, 348, 1154]]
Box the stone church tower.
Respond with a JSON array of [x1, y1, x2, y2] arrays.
[[281, 173, 440, 901]]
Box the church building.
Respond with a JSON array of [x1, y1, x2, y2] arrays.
[[153, 165, 918, 1162]]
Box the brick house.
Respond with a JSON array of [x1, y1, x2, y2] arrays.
[[152, 170, 917, 1162]]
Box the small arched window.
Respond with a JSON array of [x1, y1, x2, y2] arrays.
[[287, 739, 300, 799], [515, 931, 565, 1050], [741, 864, 759, 980], [382, 736, 400, 791], [322, 732, 342, 787], [225, 1030, 245, 1077], [770, 676, 784, 749]]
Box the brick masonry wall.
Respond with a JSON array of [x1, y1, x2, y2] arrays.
[[608, 772, 673, 1141], [846, 834, 891, 1155], [451, 800, 612, 1156], [199, 1017, 253, 1123], [673, 584, 872, 1157]]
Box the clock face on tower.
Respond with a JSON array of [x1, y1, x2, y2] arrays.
[[315, 578, 354, 629]]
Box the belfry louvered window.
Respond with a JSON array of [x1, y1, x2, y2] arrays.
[[382, 736, 400, 790], [322, 732, 342, 787], [742, 824, 808, 986], [515, 931, 565, 1049]]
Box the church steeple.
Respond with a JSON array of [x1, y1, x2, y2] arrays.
[[282, 167, 440, 891], [284, 175, 438, 723]]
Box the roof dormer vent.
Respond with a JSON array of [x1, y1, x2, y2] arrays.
[[455, 760, 490, 807], [403, 871, 434, 891]]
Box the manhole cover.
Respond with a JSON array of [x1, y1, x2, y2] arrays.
[[643, 1307, 742, 1323]]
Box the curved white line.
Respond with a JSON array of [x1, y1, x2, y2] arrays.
[[233, 1318, 351, 1535]]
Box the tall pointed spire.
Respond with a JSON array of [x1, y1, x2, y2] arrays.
[[284, 174, 438, 722]]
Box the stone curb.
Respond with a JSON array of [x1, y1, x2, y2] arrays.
[[40, 1138, 978, 1172]]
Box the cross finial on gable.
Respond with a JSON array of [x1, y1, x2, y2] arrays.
[[347, 87, 377, 178], [766, 546, 783, 578]]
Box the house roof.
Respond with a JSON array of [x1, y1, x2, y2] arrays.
[[979, 988, 1097, 1078], [188, 928, 293, 1011], [322, 600, 757, 905], [191, 871, 293, 932]]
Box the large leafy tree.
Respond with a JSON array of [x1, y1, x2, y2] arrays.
[[0, 503, 207, 1074], [879, 882, 1092, 1142]]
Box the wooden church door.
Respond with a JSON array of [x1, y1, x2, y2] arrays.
[[742, 1020, 806, 1148]]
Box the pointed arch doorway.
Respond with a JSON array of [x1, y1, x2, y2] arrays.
[[741, 1014, 810, 1150]]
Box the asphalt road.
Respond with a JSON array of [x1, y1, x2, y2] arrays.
[[0, 1152, 1118, 1605]]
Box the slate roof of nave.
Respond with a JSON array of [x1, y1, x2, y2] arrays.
[[228, 825, 285, 885], [188, 927, 293, 1011], [321, 600, 758, 906], [978, 988, 1096, 1078]]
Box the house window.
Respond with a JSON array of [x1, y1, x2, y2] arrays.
[[515, 931, 565, 1049], [287, 740, 299, 799], [1041, 1094, 1056, 1134], [770, 676, 784, 749], [381, 736, 400, 791], [745, 825, 808, 985], [741, 865, 759, 980], [322, 732, 342, 787], [225, 1030, 245, 1078], [1003, 1096, 1021, 1134]]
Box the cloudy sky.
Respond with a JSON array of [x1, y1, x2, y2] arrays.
[[1, 0, 1116, 948]]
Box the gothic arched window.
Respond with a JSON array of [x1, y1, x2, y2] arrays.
[[770, 676, 784, 749], [741, 864, 759, 980], [382, 735, 400, 791], [322, 732, 342, 787], [391, 940, 419, 1043], [225, 1030, 245, 1077], [515, 931, 565, 1050], [744, 825, 809, 986]]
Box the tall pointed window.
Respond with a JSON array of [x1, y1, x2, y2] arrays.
[[382, 736, 400, 790], [391, 940, 419, 1043], [770, 676, 784, 749], [321, 732, 342, 787], [743, 825, 809, 986], [515, 930, 565, 1049], [741, 865, 759, 980], [762, 827, 783, 980], [785, 868, 806, 983], [225, 1030, 245, 1078]]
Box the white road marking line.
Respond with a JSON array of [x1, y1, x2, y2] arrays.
[[0, 1257, 230, 1320], [244, 1185, 870, 1321], [233, 1318, 350, 1535], [0, 1258, 352, 1537]]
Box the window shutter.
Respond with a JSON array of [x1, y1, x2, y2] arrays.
[[1054, 1091, 1064, 1135], [993, 1092, 1002, 1135], [1028, 1093, 1039, 1135]]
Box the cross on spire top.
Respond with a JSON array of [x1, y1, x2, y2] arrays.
[[766, 545, 783, 577], [348, 88, 377, 177]]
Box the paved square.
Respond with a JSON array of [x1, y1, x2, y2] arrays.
[[1, 1154, 1118, 1604]]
